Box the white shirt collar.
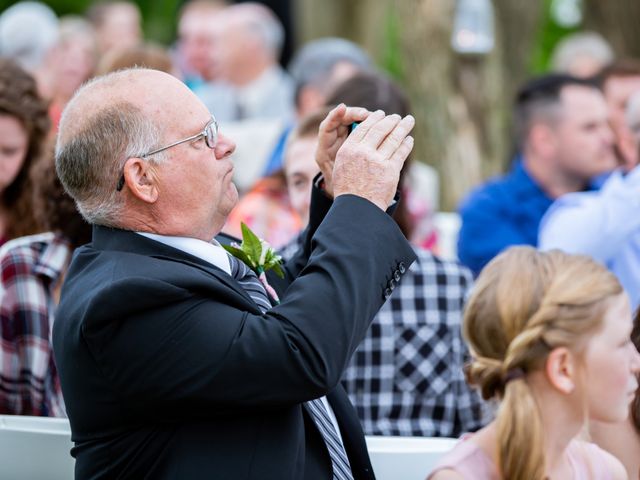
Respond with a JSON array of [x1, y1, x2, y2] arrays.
[[136, 232, 231, 275]]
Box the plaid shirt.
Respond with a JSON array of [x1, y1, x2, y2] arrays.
[[0, 232, 69, 416], [281, 237, 484, 437]]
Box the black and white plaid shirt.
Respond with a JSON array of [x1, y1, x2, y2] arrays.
[[281, 237, 484, 437]]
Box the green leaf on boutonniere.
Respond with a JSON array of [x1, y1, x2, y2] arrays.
[[223, 223, 285, 279], [269, 262, 285, 279], [223, 245, 253, 267], [240, 222, 262, 268]]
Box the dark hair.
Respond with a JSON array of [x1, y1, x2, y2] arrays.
[[631, 309, 640, 434], [96, 43, 174, 75], [30, 147, 92, 248], [595, 58, 640, 89], [0, 58, 51, 240], [513, 73, 599, 151], [324, 71, 414, 239]]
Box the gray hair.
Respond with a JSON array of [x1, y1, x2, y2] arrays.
[[288, 38, 372, 103], [232, 3, 284, 58], [0, 1, 59, 72], [55, 73, 167, 227], [551, 31, 614, 75]]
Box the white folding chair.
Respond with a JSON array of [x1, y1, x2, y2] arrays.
[[433, 212, 462, 261], [0, 415, 74, 479], [365, 435, 457, 480]]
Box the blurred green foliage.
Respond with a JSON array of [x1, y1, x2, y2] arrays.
[[381, 6, 404, 81], [0, 0, 183, 45], [530, 0, 579, 74]]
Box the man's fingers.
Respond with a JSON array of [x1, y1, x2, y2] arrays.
[[378, 115, 415, 158], [341, 106, 370, 124], [318, 103, 347, 140], [389, 135, 415, 170], [347, 109, 386, 142], [319, 105, 370, 140], [358, 113, 402, 148]]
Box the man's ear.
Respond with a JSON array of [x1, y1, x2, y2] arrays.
[[122, 157, 159, 204], [530, 123, 557, 158], [545, 346, 576, 394]]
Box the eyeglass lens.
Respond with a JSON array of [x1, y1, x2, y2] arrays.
[[206, 121, 218, 149]]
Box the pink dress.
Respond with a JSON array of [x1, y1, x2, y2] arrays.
[[428, 437, 614, 479]]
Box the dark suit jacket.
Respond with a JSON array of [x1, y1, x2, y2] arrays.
[[53, 190, 416, 480]]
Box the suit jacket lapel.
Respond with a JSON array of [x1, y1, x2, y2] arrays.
[[91, 225, 264, 314]]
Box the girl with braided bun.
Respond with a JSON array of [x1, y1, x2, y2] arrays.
[[429, 246, 640, 480]]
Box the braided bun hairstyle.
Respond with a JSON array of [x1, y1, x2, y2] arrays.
[[463, 246, 622, 480]]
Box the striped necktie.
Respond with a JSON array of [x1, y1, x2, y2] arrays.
[[227, 253, 273, 312], [226, 253, 355, 480]]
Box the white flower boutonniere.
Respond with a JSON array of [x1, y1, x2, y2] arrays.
[[223, 223, 284, 303]]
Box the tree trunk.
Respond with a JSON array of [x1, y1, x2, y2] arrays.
[[396, 0, 542, 210], [583, 0, 640, 59], [294, 0, 392, 64]]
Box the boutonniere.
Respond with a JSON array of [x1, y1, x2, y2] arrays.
[[223, 223, 284, 304]]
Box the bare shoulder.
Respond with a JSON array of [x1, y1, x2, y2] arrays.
[[600, 448, 629, 480], [574, 440, 628, 480], [428, 469, 465, 480]]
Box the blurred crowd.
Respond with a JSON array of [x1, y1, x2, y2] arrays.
[[1, 1, 640, 478]]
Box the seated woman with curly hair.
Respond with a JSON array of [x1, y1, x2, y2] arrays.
[[0, 151, 91, 416], [429, 247, 640, 480]]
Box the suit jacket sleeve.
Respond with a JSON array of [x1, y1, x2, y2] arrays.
[[75, 195, 416, 418]]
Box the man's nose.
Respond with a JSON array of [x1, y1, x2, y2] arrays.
[[215, 132, 236, 159]]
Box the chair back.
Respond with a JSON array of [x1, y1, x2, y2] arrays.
[[0, 415, 74, 479], [365, 435, 457, 480]]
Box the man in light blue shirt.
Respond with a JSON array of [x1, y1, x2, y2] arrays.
[[539, 91, 640, 308], [539, 166, 640, 309]]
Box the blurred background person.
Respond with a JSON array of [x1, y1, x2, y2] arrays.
[[175, 0, 227, 89], [0, 151, 91, 417], [177, 0, 236, 123], [0, 58, 51, 245], [429, 247, 637, 480], [212, 2, 293, 122], [0, 1, 59, 99], [86, 1, 142, 57], [47, 16, 98, 130], [596, 59, 640, 170], [96, 42, 175, 76], [550, 31, 614, 78], [457, 74, 617, 276]]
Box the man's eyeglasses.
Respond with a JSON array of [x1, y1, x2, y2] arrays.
[[116, 115, 219, 191]]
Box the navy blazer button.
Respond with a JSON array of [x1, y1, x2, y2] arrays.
[[389, 279, 396, 290], [394, 270, 401, 282], [398, 262, 406, 273], [384, 287, 392, 299]]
